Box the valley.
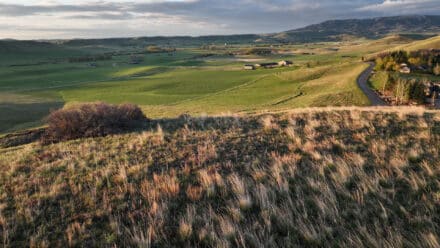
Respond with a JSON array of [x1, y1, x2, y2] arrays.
[[1, 31, 439, 133]]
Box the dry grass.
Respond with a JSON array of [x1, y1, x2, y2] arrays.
[[0, 107, 440, 247]]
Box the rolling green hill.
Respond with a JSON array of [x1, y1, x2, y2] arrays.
[[0, 40, 86, 66]]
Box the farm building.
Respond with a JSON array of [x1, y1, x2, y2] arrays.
[[244, 64, 255, 70], [399, 63, 411, 74], [259, 62, 279, 69], [252, 61, 292, 69], [278, 60, 293, 66]]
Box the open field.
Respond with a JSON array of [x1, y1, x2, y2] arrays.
[[394, 35, 440, 51], [0, 35, 438, 133], [1, 107, 440, 246]]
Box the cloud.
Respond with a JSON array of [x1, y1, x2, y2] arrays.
[[67, 12, 135, 20], [0, 0, 438, 39], [0, 2, 120, 16], [358, 0, 440, 13]]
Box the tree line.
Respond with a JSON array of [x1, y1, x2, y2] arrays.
[[68, 54, 112, 63]]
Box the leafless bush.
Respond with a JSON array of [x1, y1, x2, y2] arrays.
[[42, 102, 147, 143]]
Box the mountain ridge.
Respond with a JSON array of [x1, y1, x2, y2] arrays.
[[270, 15, 440, 43], [0, 15, 438, 47]]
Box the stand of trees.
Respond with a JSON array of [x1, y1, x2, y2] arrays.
[[145, 45, 176, 53], [375, 49, 440, 74], [379, 73, 426, 104], [244, 47, 273, 55], [68, 54, 112, 63]]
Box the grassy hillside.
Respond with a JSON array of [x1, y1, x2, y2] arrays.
[[395, 35, 440, 51], [1, 107, 440, 247], [0, 40, 87, 66]]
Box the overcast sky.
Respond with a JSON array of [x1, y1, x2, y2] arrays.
[[0, 0, 439, 39]]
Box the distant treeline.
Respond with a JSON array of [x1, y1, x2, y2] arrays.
[[243, 47, 273, 55], [375, 49, 440, 75], [145, 45, 176, 53], [68, 54, 112, 63]]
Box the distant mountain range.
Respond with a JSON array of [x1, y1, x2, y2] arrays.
[[2, 15, 439, 48]]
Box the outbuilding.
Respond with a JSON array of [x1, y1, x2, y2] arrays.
[[260, 62, 279, 69], [244, 64, 256, 70], [278, 60, 293, 66], [399, 63, 411, 74]]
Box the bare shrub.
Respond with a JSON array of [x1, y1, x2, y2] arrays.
[[42, 102, 147, 143]]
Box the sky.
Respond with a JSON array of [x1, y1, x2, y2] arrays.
[[0, 0, 439, 39]]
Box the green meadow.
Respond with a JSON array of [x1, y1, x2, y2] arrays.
[[0, 36, 436, 133]]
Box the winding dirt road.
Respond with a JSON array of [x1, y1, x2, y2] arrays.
[[357, 62, 388, 106]]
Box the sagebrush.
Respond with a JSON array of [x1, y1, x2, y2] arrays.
[[42, 102, 147, 143]]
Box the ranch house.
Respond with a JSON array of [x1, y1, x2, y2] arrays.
[[278, 60, 293, 66], [244, 64, 256, 70]]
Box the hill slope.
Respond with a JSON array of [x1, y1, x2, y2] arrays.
[[1, 107, 440, 247], [395, 35, 440, 51], [0, 40, 86, 66], [270, 15, 440, 43]]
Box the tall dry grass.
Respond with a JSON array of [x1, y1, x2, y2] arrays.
[[0, 107, 439, 247]]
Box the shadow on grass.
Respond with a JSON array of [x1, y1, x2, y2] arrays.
[[0, 113, 262, 148], [0, 101, 64, 133], [153, 114, 261, 133], [4, 108, 439, 149]]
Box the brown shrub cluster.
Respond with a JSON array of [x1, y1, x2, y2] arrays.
[[42, 102, 147, 143]]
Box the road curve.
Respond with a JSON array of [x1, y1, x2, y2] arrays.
[[357, 62, 388, 106]]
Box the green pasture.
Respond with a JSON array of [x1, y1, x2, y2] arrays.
[[0, 36, 423, 133]]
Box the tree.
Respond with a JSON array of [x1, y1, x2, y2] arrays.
[[382, 73, 389, 94], [375, 57, 384, 70], [385, 59, 397, 71], [390, 50, 408, 64], [434, 63, 440, 76], [409, 80, 426, 104], [408, 57, 422, 67], [394, 78, 410, 104], [386, 73, 398, 92]]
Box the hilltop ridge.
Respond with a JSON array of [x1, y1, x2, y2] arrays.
[[275, 15, 440, 42], [1, 15, 438, 46]]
